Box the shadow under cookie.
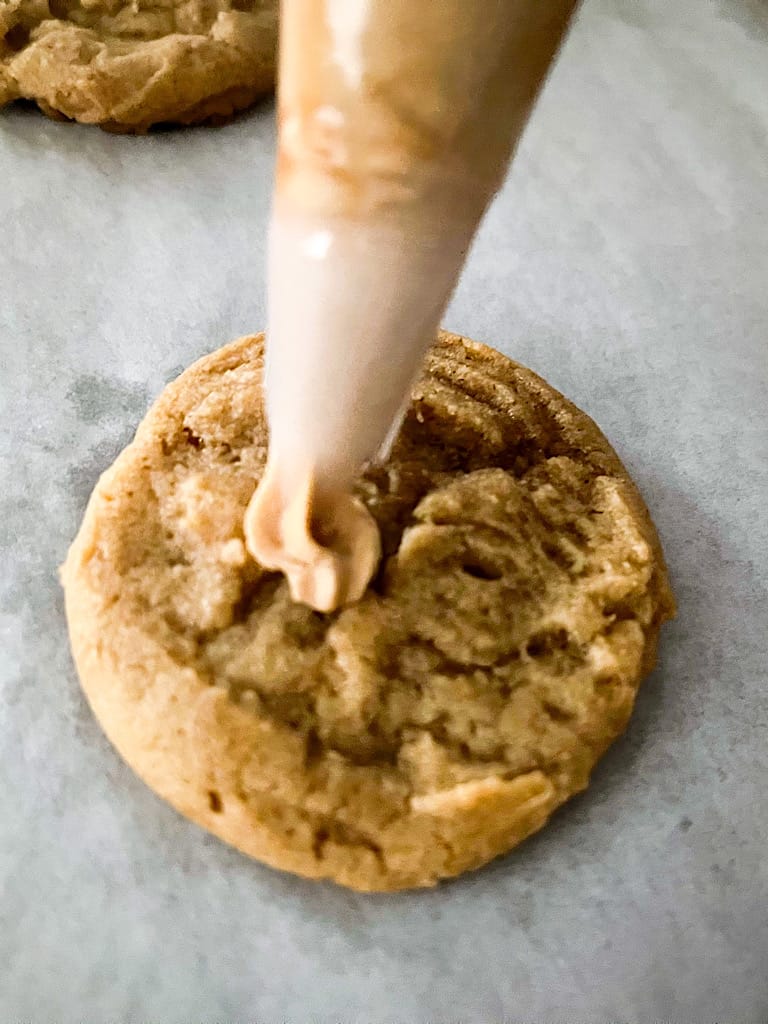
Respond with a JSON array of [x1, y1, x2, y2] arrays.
[[61, 332, 675, 891]]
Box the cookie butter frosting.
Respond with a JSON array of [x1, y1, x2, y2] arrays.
[[245, 0, 579, 609]]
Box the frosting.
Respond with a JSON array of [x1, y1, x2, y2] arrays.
[[244, 458, 381, 612], [245, 0, 578, 611], [276, 0, 578, 219]]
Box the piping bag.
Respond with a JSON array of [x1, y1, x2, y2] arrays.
[[245, 0, 579, 612]]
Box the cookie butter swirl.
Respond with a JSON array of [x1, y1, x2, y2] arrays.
[[244, 459, 380, 612], [245, 0, 578, 610]]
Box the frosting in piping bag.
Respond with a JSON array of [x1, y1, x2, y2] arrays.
[[245, 0, 578, 610]]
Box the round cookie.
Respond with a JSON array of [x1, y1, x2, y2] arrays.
[[0, 0, 277, 131], [62, 332, 675, 891]]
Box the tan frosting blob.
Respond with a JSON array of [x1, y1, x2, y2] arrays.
[[244, 460, 381, 613]]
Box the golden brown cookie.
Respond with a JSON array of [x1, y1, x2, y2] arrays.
[[62, 332, 674, 891], [0, 0, 277, 131]]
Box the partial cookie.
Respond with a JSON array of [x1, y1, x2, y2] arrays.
[[62, 333, 674, 891], [0, 0, 277, 131]]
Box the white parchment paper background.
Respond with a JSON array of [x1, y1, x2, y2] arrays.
[[1, 0, 766, 1019]]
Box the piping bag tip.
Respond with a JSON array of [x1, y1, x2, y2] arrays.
[[244, 459, 382, 613]]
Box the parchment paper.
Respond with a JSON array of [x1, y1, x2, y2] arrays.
[[1, 0, 766, 1019]]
